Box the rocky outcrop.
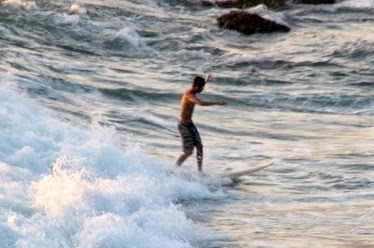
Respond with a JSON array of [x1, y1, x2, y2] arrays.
[[295, 0, 335, 4], [203, 0, 285, 9], [217, 10, 290, 35]]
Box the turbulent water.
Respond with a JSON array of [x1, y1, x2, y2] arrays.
[[1, 0, 373, 247]]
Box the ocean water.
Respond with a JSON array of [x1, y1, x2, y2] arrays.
[[0, 0, 373, 247]]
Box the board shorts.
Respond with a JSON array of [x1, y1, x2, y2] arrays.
[[178, 120, 203, 150]]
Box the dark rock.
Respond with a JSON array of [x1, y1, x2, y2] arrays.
[[217, 10, 290, 35], [224, 0, 284, 8], [203, 0, 285, 9], [295, 0, 335, 4]]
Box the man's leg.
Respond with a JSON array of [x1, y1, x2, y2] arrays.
[[189, 122, 203, 172], [176, 148, 193, 166], [196, 145, 203, 172]]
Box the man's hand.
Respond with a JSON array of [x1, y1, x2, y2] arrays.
[[216, 101, 227, 106], [205, 74, 212, 83]]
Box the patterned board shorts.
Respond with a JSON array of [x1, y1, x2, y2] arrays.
[[178, 121, 203, 150]]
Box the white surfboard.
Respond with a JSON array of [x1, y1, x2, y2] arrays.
[[221, 159, 274, 180]]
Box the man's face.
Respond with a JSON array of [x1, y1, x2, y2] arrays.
[[196, 86, 204, 93]]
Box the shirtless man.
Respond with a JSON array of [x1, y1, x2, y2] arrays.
[[176, 74, 227, 172]]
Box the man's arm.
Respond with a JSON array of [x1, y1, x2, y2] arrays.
[[188, 94, 227, 106], [205, 74, 212, 83]]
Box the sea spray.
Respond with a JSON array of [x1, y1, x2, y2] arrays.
[[0, 86, 223, 247]]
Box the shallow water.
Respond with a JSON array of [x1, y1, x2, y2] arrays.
[[1, 0, 373, 247]]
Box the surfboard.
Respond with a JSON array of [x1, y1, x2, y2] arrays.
[[221, 159, 274, 180], [166, 159, 275, 188]]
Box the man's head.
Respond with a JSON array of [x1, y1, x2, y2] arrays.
[[192, 76, 205, 92]]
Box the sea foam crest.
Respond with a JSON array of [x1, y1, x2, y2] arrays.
[[69, 3, 87, 15], [103, 27, 148, 51], [54, 13, 80, 25], [0, 84, 222, 247], [2, 0, 38, 10], [248, 4, 289, 26], [338, 0, 374, 10]]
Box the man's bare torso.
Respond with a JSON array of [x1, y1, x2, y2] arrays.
[[179, 89, 195, 123]]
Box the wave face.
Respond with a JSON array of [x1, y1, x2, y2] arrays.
[[1, 0, 373, 247], [0, 85, 224, 247]]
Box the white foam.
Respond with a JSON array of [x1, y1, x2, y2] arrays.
[[219, 53, 270, 67], [0, 84, 223, 247], [54, 13, 81, 25], [312, 0, 374, 12], [338, 0, 374, 10], [248, 4, 290, 27], [3, 0, 38, 11], [69, 3, 87, 15], [113, 27, 146, 49]]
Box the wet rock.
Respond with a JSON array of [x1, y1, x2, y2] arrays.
[[217, 10, 290, 35], [203, 0, 285, 9], [295, 0, 335, 4]]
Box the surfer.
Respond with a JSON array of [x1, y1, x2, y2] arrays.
[[176, 74, 227, 172]]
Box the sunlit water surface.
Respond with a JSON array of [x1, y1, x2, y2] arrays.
[[0, 0, 373, 247]]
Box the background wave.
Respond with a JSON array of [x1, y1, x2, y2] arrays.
[[1, 0, 373, 247]]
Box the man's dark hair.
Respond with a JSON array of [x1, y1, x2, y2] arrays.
[[192, 76, 205, 88]]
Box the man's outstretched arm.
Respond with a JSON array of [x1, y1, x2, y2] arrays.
[[188, 94, 227, 106], [205, 74, 212, 83]]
